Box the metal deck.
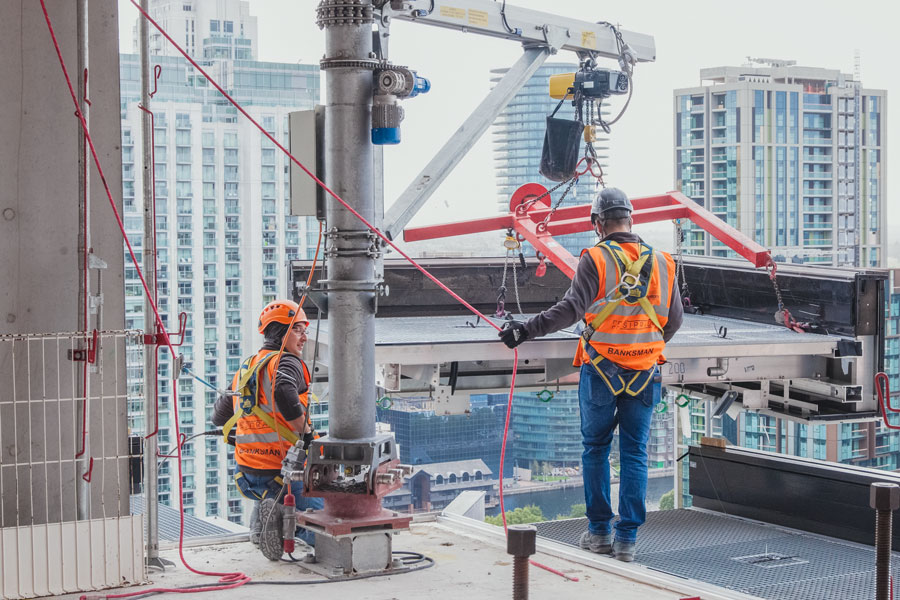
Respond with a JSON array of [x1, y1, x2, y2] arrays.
[[535, 509, 899, 600]]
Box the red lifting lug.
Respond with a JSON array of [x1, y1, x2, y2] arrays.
[[87, 329, 98, 363], [535, 253, 547, 278]]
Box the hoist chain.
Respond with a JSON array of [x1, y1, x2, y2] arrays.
[[496, 230, 524, 318], [674, 220, 690, 299], [540, 175, 580, 228], [520, 176, 576, 213]]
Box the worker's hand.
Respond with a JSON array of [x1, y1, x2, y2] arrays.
[[499, 320, 529, 349], [302, 430, 316, 450]]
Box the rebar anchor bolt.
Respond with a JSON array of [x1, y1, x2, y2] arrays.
[[507, 525, 537, 600], [870, 482, 900, 600]]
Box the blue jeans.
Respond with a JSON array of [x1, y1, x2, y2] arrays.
[[238, 471, 324, 546], [578, 363, 658, 543]]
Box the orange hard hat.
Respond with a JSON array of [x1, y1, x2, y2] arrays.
[[258, 299, 309, 334]]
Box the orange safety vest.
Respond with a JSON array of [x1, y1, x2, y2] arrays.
[[229, 349, 311, 472], [573, 241, 676, 372]]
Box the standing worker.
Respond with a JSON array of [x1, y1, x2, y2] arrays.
[[499, 188, 683, 562], [211, 299, 323, 548]]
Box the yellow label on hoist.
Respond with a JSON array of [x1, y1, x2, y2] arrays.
[[440, 6, 466, 19], [468, 9, 489, 27], [581, 31, 597, 49]]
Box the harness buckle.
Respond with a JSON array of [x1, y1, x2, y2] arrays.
[[619, 272, 640, 290]]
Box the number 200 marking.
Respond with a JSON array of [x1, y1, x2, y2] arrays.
[[667, 362, 686, 375]]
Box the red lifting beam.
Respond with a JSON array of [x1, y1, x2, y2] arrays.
[[404, 184, 772, 279]]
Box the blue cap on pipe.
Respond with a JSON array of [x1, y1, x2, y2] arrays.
[[372, 127, 401, 145]]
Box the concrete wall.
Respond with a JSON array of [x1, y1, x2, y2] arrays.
[[0, 0, 128, 524]]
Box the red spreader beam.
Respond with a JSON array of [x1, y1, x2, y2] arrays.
[[404, 184, 772, 279]]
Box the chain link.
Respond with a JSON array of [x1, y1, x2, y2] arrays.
[[511, 251, 524, 317], [540, 175, 580, 227], [520, 176, 575, 212], [674, 220, 690, 299]]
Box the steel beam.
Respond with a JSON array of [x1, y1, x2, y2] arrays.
[[668, 191, 771, 268], [387, 0, 656, 60], [383, 46, 550, 240], [404, 188, 773, 272]]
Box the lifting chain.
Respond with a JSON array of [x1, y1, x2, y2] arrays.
[[496, 229, 524, 318], [767, 261, 810, 333], [674, 220, 691, 301]]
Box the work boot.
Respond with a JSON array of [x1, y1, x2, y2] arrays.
[[258, 498, 284, 562], [249, 503, 262, 545], [613, 539, 636, 562], [578, 531, 613, 554]]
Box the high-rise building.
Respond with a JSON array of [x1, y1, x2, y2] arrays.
[[120, 0, 320, 522], [674, 61, 886, 267], [491, 64, 609, 257], [376, 396, 511, 477]]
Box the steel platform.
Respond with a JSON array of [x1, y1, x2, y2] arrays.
[[307, 313, 843, 388], [535, 509, 899, 600]]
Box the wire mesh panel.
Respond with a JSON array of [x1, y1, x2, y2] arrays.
[[0, 330, 145, 598]]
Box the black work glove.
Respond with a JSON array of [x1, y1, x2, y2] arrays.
[[302, 430, 316, 450], [499, 320, 529, 349]]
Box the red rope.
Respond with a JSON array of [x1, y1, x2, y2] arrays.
[[37, 2, 250, 596]]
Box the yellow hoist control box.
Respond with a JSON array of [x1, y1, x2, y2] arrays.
[[548, 72, 576, 99]]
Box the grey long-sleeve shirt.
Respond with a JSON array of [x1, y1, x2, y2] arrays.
[[523, 232, 683, 343]]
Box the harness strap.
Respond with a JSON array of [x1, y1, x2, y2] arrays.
[[222, 352, 300, 446], [586, 241, 662, 335]]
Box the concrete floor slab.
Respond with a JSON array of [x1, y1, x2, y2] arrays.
[[51, 520, 722, 600]]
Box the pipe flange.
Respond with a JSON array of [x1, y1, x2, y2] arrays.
[[319, 58, 381, 71], [316, 0, 375, 29]]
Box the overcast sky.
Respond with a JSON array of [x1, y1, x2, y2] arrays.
[[120, 0, 897, 260]]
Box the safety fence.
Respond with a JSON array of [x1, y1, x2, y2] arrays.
[[0, 330, 144, 599]]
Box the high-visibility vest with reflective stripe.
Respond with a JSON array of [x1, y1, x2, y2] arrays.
[[230, 349, 311, 471], [573, 243, 676, 371]]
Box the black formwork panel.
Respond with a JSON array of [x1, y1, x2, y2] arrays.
[[535, 510, 900, 600]]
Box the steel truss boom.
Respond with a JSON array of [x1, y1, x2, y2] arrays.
[[384, 0, 656, 60], [380, 0, 656, 240]]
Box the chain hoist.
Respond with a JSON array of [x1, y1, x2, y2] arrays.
[[496, 230, 525, 318]]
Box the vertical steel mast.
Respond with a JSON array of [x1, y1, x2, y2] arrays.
[[297, 2, 412, 575], [75, 0, 92, 523], [139, 0, 161, 565], [320, 0, 377, 442]]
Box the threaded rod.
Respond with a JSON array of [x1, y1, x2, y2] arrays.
[[875, 509, 892, 600], [513, 556, 529, 600]]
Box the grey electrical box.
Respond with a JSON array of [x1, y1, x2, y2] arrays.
[[289, 107, 324, 219]]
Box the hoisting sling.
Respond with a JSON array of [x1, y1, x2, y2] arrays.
[[581, 241, 662, 396]]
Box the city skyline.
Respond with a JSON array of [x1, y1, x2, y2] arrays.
[[118, 0, 896, 263], [120, 0, 321, 522]]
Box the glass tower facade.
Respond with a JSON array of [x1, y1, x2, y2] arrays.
[[120, 0, 320, 523], [376, 396, 510, 477], [491, 64, 610, 257], [674, 64, 886, 267]]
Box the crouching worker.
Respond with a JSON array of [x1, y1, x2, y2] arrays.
[[211, 299, 323, 549]]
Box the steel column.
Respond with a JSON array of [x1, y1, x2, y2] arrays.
[[139, 0, 160, 562], [322, 2, 376, 441], [75, 0, 91, 523]]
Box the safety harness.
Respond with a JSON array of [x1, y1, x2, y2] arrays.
[[222, 352, 300, 448], [580, 240, 662, 396]]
